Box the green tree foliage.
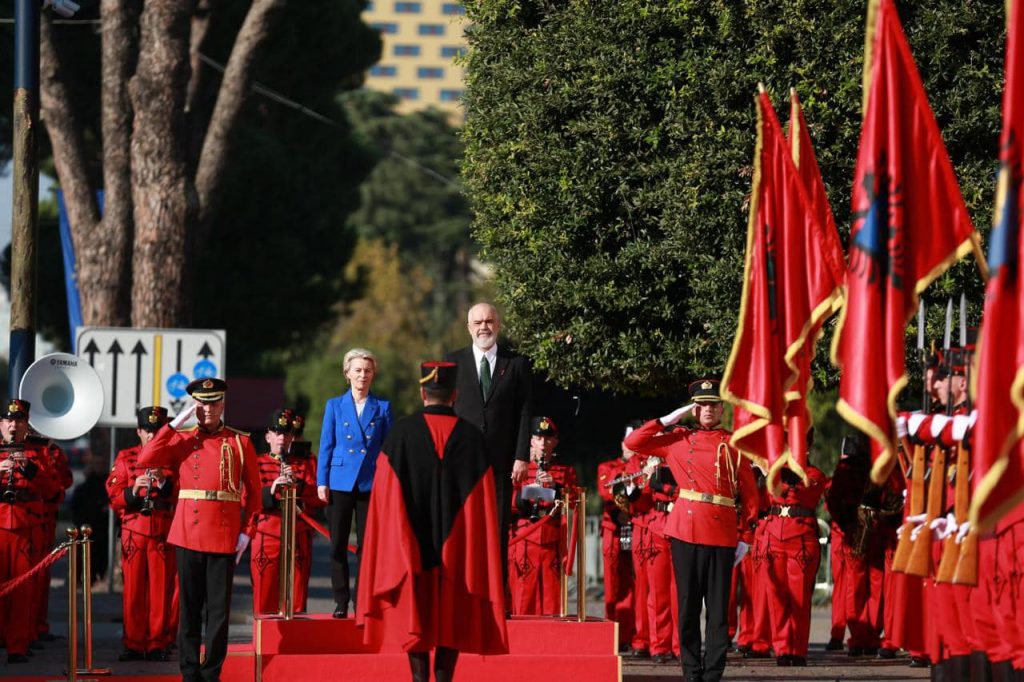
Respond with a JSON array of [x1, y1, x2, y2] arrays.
[[1, 1, 380, 376], [341, 90, 477, 345], [462, 0, 1003, 395]]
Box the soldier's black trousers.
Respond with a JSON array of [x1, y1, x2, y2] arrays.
[[670, 539, 734, 682], [177, 547, 235, 682]]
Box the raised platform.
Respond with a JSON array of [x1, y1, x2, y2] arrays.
[[246, 614, 621, 682]]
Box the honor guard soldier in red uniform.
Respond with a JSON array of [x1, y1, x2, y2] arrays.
[[0, 399, 59, 663], [106, 406, 178, 661], [247, 409, 324, 614], [735, 466, 772, 659], [19, 411, 71, 646], [596, 424, 641, 652], [137, 378, 262, 682], [762, 433, 827, 667], [630, 451, 678, 663], [285, 413, 320, 608], [624, 379, 758, 682], [508, 416, 578, 615]]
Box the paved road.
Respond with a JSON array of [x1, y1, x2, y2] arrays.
[[4, 527, 928, 680]]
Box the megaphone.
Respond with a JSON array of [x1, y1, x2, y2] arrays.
[[19, 353, 104, 440]]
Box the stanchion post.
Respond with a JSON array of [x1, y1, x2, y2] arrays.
[[576, 489, 586, 622], [559, 489, 569, 618], [66, 527, 79, 682], [278, 484, 297, 619], [76, 526, 110, 676]]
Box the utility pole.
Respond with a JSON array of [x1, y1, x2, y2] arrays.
[[9, 0, 41, 400]]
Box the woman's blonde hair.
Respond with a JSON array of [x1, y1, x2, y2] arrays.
[[343, 348, 378, 374]]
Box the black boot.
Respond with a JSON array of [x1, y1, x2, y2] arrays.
[[992, 661, 1015, 682], [434, 646, 459, 682], [947, 655, 971, 682], [408, 652, 430, 682], [970, 651, 994, 682]]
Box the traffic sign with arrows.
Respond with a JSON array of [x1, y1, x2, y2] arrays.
[[75, 328, 227, 427]]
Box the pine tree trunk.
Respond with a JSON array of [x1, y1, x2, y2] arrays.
[[129, 2, 195, 327]]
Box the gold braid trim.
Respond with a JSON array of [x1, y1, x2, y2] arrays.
[[220, 438, 238, 494]]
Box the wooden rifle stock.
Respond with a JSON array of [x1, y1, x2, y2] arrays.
[[953, 525, 978, 586], [935, 442, 967, 582], [891, 445, 925, 573], [905, 446, 947, 578]]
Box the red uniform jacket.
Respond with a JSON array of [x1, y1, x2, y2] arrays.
[[246, 451, 324, 538], [764, 466, 826, 541], [510, 459, 578, 546], [106, 445, 177, 538], [357, 405, 508, 655], [597, 458, 629, 534], [137, 423, 261, 554], [624, 420, 758, 547], [0, 442, 59, 530]]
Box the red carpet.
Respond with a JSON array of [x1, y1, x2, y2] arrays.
[[7, 616, 620, 681], [251, 615, 620, 681]]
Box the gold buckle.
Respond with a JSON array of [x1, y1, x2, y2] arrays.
[[779, 505, 791, 518], [700, 493, 713, 504], [204, 490, 218, 501]]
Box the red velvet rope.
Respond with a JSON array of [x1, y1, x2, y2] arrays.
[[0, 543, 70, 600], [298, 509, 358, 554]]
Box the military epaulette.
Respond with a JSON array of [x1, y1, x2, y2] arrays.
[[225, 426, 250, 437], [175, 425, 199, 434]]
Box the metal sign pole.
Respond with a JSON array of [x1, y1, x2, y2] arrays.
[[107, 426, 116, 594]]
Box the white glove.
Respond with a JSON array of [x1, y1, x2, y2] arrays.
[[659, 403, 696, 427], [733, 541, 750, 567], [907, 513, 928, 541], [171, 401, 197, 429], [930, 512, 957, 541], [234, 532, 251, 565], [895, 414, 908, 439], [955, 520, 971, 545]]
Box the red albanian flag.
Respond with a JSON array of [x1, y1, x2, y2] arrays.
[[783, 90, 846, 481], [724, 88, 841, 483], [971, 0, 1024, 533], [832, 0, 986, 485]]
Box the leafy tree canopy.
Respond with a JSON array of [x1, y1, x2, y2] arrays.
[[462, 0, 1002, 396]]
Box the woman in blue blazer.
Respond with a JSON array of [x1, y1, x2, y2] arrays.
[[317, 348, 393, 617]]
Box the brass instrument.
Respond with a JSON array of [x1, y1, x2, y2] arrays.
[[277, 457, 298, 619], [1, 448, 25, 503], [138, 469, 157, 516]]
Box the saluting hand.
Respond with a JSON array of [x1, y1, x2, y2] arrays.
[[170, 401, 198, 430]]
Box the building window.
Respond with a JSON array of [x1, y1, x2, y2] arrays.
[[369, 65, 397, 77], [394, 1, 421, 12], [394, 88, 419, 101], [442, 3, 466, 14], [440, 46, 465, 58], [418, 23, 445, 36], [417, 66, 444, 79], [440, 89, 464, 102], [370, 22, 398, 34], [394, 44, 421, 57]]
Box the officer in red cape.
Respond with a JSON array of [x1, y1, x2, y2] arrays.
[[105, 406, 178, 661], [624, 378, 758, 682], [137, 378, 262, 682], [357, 361, 508, 682]]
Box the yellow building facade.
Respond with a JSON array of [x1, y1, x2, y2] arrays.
[[363, 1, 467, 118]]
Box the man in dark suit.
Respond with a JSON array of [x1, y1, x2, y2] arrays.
[[447, 302, 532, 578]]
